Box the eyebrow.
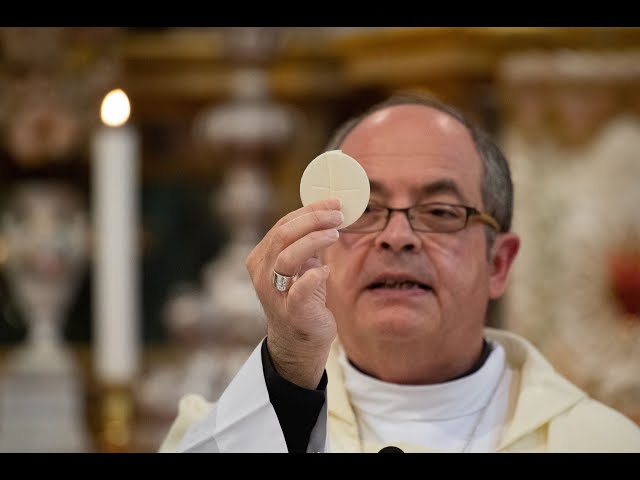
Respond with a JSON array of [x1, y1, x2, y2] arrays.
[[369, 178, 466, 202], [419, 179, 465, 201]]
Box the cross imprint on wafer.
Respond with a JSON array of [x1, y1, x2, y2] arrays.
[[300, 150, 370, 229], [309, 155, 361, 198]]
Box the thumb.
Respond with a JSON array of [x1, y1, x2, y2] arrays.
[[287, 264, 330, 304]]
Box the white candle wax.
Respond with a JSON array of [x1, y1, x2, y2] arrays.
[[92, 124, 140, 385]]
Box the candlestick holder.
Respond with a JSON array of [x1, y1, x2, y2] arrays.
[[90, 382, 136, 453]]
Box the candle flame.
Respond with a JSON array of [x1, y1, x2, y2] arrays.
[[101, 89, 131, 127]]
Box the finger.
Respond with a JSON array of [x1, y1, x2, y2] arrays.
[[274, 228, 339, 277], [287, 264, 330, 305], [272, 205, 342, 253], [298, 254, 323, 277], [274, 197, 342, 230], [246, 198, 342, 287], [250, 199, 341, 267]]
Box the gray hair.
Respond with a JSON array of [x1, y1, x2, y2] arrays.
[[324, 92, 514, 236]]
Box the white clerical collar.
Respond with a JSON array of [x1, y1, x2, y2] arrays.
[[339, 340, 506, 422]]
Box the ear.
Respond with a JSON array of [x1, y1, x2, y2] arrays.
[[488, 232, 520, 299]]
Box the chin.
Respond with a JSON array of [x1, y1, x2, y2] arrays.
[[364, 308, 436, 339]]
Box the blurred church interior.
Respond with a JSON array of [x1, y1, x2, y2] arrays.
[[0, 27, 639, 452]]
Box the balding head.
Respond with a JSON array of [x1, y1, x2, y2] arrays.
[[325, 92, 514, 236]]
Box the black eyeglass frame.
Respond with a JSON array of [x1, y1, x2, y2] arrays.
[[341, 202, 501, 234]]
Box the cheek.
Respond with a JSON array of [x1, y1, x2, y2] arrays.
[[430, 236, 490, 295]]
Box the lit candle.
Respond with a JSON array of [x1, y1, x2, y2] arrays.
[[92, 89, 140, 385]]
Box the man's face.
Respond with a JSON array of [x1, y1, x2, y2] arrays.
[[322, 105, 504, 373]]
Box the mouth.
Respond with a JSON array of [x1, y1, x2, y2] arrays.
[[367, 276, 433, 292]]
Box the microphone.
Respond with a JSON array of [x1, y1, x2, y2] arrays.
[[378, 446, 404, 453]]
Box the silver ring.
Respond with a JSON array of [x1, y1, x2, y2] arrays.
[[272, 270, 299, 292]]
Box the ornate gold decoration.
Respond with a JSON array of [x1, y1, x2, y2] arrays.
[[0, 27, 122, 167]]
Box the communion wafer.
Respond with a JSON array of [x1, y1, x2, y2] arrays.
[[299, 150, 370, 229]]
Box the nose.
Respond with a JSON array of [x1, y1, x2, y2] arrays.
[[374, 210, 422, 252]]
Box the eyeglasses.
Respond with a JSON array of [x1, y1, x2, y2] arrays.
[[341, 202, 501, 234]]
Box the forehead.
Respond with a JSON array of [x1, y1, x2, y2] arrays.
[[339, 104, 483, 202]]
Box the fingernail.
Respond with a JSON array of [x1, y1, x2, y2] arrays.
[[330, 211, 344, 225]]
